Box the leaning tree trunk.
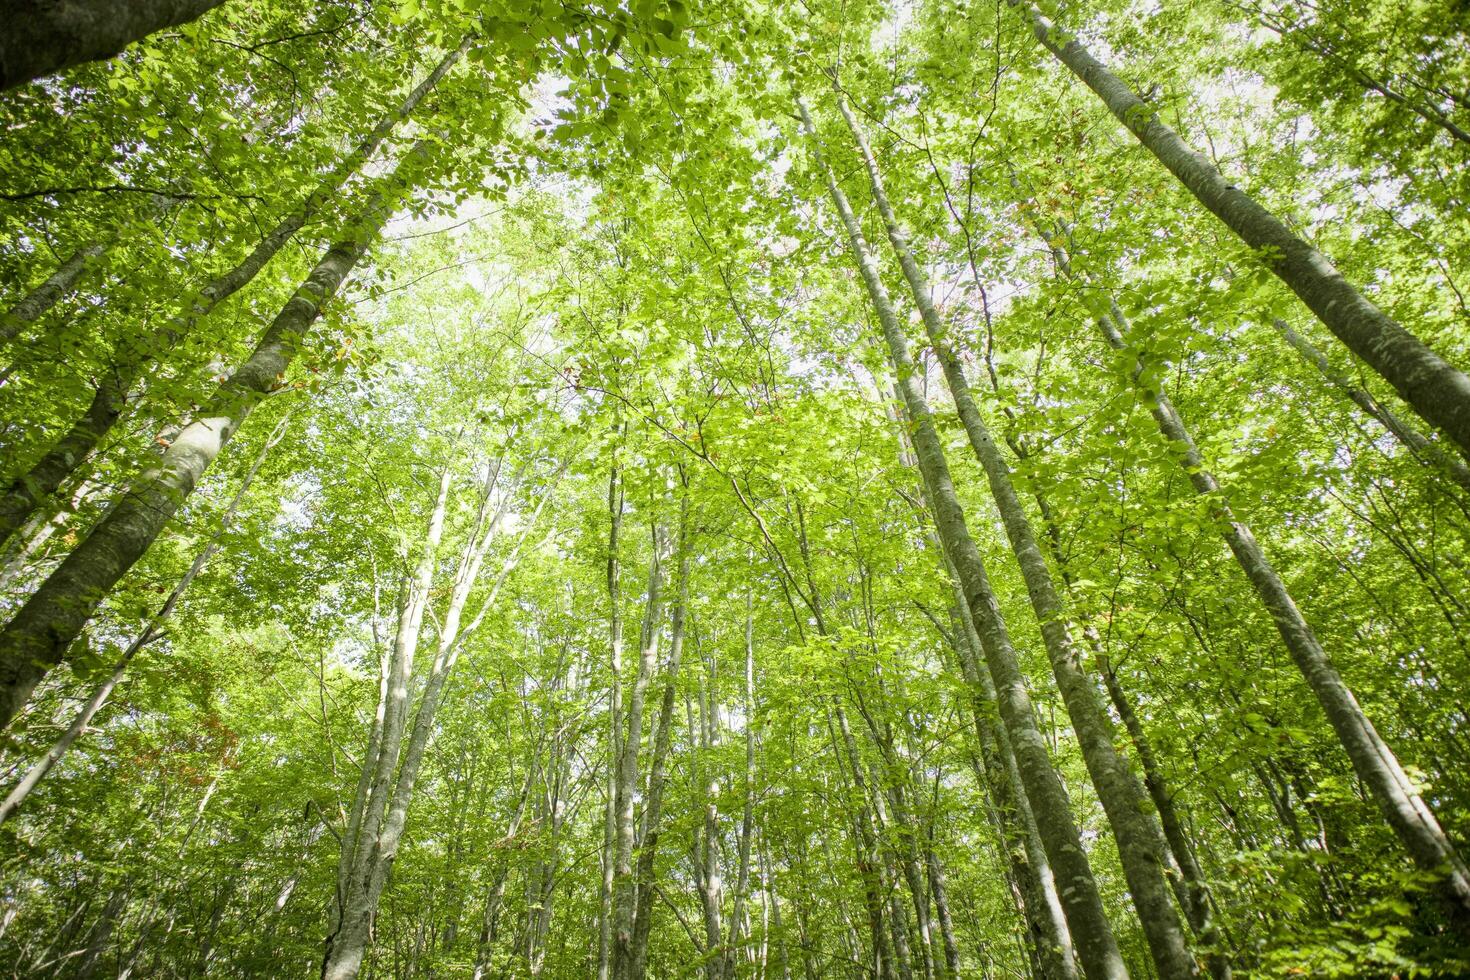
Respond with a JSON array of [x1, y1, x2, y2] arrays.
[[796, 95, 1128, 980], [0, 148, 416, 731], [1269, 317, 1470, 495], [0, 411, 290, 824], [0, 240, 108, 346], [836, 90, 1198, 980], [0, 39, 468, 549], [0, 0, 228, 90], [1029, 210, 1470, 932], [1008, 0, 1470, 458]]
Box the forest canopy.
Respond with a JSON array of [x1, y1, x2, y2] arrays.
[[1, 0, 1468, 976]]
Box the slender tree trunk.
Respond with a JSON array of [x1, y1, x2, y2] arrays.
[[1032, 213, 1470, 932], [0, 411, 289, 824], [611, 523, 669, 978], [832, 93, 1197, 978], [696, 666, 733, 980], [1270, 317, 1470, 494], [327, 456, 550, 980], [1098, 659, 1222, 956], [325, 469, 452, 980], [721, 587, 758, 980], [925, 835, 963, 978], [628, 502, 690, 980], [0, 241, 107, 346], [0, 0, 228, 90], [599, 464, 625, 980], [1009, 0, 1470, 457], [0, 40, 468, 549], [0, 145, 417, 731], [796, 95, 1128, 980]]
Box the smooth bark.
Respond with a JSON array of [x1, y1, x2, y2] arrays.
[[836, 90, 1198, 980], [1031, 214, 1470, 931], [796, 95, 1129, 980], [0, 0, 227, 90], [1270, 317, 1470, 494], [0, 148, 412, 731], [0, 410, 288, 825], [0, 241, 106, 346], [0, 39, 467, 549], [1010, 0, 1470, 457]]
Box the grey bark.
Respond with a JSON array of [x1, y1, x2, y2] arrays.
[[796, 95, 1128, 980], [599, 464, 625, 980], [0, 411, 288, 824], [1270, 317, 1470, 494], [0, 241, 106, 346], [1010, 0, 1470, 458], [721, 587, 758, 980], [0, 39, 467, 549], [835, 90, 1198, 980], [1030, 214, 1470, 931], [611, 524, 670, 978], [0, 146, 411, 730], [627, 502, 690, 980], [0, 0, 227, 90], [325, 455, 552, 980]]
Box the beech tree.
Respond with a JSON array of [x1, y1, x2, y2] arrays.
[[1, 0, 1468, 976]]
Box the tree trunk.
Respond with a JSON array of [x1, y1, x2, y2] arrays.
[[721, 587, 758, 980], [611, 523, 670, 978], [796, 95, 1128, 980], [628, 501, 690, 980], [1033, 209, 1470, 932], [0, 0, 228, 90], [1010, 0, 1470, 458], [1270, 317, 1470, 494], [599, 463, 625, 980], [832, 93, 1197, 979], [0, 39, 468, 549], [0, 411, 289, 824], [0, 241, 107, 346], [0, 144, 416, 731]]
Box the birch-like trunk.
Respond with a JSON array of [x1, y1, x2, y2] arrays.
[[0, 145, 417, 731], [1009, 0, 1470, 457], [0, 411, 289, 824], [833, 93, 1197, 978], [795, 95, 1128, 980], [0, 0, 227, 90], [0, 40, 468, 549]]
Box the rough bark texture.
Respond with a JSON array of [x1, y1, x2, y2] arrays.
[[1012, 0, 1470, 458], [796, 96, 1128, 980], [0, 0, 228, 90], [837, 91, 1198, 980], [0, 168, 399, 731], [0, 40, 467, 548]]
